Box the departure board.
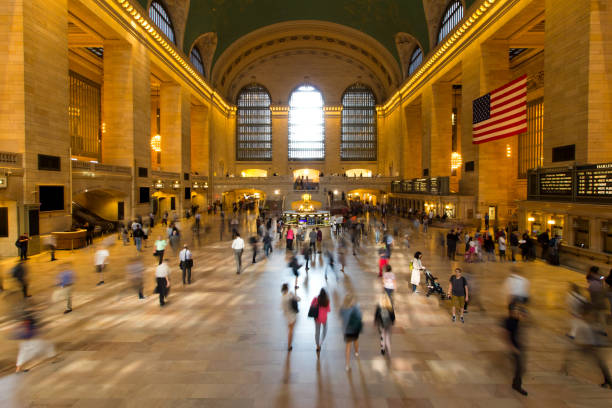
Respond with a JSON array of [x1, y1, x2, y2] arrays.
[[576, 163, 612, 197], [429, 178, 439, 194], [414, 178, 428, 193], [539, 171, 573, 196]]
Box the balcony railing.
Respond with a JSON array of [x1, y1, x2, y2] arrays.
[[71, 160, 131, 175], [151, 170, 181, 180], [0, 151, 23, 167]]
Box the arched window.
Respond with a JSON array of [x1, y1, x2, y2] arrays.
[[149, 1, 175, 44], [288, 85, 325, 160], [236, 84, 272, 161], [408, 47, 423, 76], [437, 1, 464, 45], [341, 84, 376, 161], [190, 47, 205, 76]]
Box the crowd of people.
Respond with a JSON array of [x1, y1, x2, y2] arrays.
[[3, 203, 612, 396]]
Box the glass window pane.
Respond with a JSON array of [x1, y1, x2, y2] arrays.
[[341, 84, 377, 161], [437, 1, 464, 45], [236, 84, 272, 161], [149, 1, 175, 44], [288, 85, 325, 160]]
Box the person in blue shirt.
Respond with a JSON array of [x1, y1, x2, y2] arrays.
[[57, 262, 75, 314]]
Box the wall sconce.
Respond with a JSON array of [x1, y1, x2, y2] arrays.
[[506, 144, 511, 158], [154, 180, 163, 189], [274, 190, 280, 195], [333, 190, 338, 195], [547, 219, 556, 225], [172, 181, 180, 189], [527, 217, 535, 222]]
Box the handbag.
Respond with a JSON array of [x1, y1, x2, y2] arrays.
[[308, 299, 319, 319]]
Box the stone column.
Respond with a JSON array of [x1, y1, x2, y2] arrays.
[[160, 82, 191, 211], [421, 82, 453, 178], [402, 100, 422, 179], [324, 110, 341, 175], [271, 109, 289, 175], [0, 0, 70, 245], [103, 39, 151, 219], [461, 40, 516, 226], [191, 105, 209, 176], [544, 0, 612, 165]]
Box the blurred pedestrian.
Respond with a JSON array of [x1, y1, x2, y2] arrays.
[[286, 226, 294, 251], [410, 251, 425, 293], [56, 262, 74, 313], [281, 283, 300, 351], [311, 288, 331, 354], [382, 264, 396, 301], [249, 235, 258, 264], [232, 233, 244, 274], [155, 259, 170, 307], [11, 260, 30, 298], [340, 294, 362, 371], [179, 244, 193, 285], [505, 273, 529, 305], [288, 255, 301, 289], [15, 233, 29, 260], [133, 224, 144, 252], [45, 234, 57, 262], [302, 244, 312, 271], [94, 246, 109, 286], [374, 293, 395, 356], [498, 233, 507, 262], [316, 227, 323, 253], [566, 283, 587, 339], [15, 310, 55, 373], [154, 236, 167, 265], [505, 303, 528, 396], [586, 266, 607, 335], [142, 224, 150, 248], [126, 256, 145, 299], [323, 249, 336, 281]]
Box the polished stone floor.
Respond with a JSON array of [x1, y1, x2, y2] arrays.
[[1, 214, 611, 407]]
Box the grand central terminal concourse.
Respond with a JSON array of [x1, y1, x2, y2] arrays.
[[2, 0, 612, 406]]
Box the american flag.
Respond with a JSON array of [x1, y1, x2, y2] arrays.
[[472, 75, 527, 144]]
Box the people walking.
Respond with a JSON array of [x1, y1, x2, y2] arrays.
[[309, 228, 317, 253], [505, 303, 528, 395], [56, 262, 75, 313], [15, 310, 55, 373], [288, 255, 302, 289], [94, 246, 109, 286], [249, 235, 258, 264], [382, 264, 396, 301], [11, 260, 30, 298], [374, 293, 395, 356], [410, 251, 425, 293], [311, 289, 331, 354], [154, 236, 167, 265], [232, 233, 244, 274], [340, 294, 362, 371], [133, 225, 144, 252], [179, 244, 193, 284], [447, 267, 469, 323], [316, 227, 323, 253], [127, 256, 145, 299], [498, 233, 507, 262], [155, 259, 170, 306], [286, 226, 294, 251], [446, 229, 458, 260], [281, 283, 300, 351]]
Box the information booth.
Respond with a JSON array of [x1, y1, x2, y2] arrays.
[[283, 210, 330, 227]]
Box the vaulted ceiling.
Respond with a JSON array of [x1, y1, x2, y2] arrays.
[[135, 0, 476, 101]]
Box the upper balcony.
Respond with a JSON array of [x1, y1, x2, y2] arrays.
[[0, 151, 23, 168]]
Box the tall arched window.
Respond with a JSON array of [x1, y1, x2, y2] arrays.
[[149, 1, 175, 44], [190, 47, 205, 76], [236, 84, 272, 161], [437, 1, 463, 45], [408, 47, 423, 76], [288, 85, 325, 160], [341, 84, 376, 161]]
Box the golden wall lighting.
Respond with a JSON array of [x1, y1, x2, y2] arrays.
[[506, 144, 512, 158], [547, 219, 556, 225], [151, 134, 161, 152], [274, 190, 280, 195], [527, 217, 535, 222], [451, 152, 462, 170]]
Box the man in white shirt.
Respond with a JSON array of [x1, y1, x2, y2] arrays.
[[179, 244, 193, 284], [505, 273, 530, 305], [94, 247, 109, 286], [155, 260, 170, 306], [232, 233, 245, 274]]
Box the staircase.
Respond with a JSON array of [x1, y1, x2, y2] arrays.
[[72, 202, 119, 234]]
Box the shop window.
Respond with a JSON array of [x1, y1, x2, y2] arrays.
[[465, 161, 474, 172], [423, 168, 429, 176], [138, 167, 148, 178], [0, 207, 8, 237], [184, 187, 191, 200], [574, 218, 589, 249]]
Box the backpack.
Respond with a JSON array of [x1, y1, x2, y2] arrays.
[[345, 308, 363, 335]]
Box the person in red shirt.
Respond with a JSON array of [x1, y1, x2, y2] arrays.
[[311, 289, 331, 355]]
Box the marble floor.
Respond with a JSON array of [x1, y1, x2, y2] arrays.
[[1, 214, 611, 407]]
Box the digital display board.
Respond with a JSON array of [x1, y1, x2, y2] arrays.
[[576, 163, 612, 197], [539, 171, 572, 196]]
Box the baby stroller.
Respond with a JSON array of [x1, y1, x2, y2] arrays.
[[425, 270, 447, 299]]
